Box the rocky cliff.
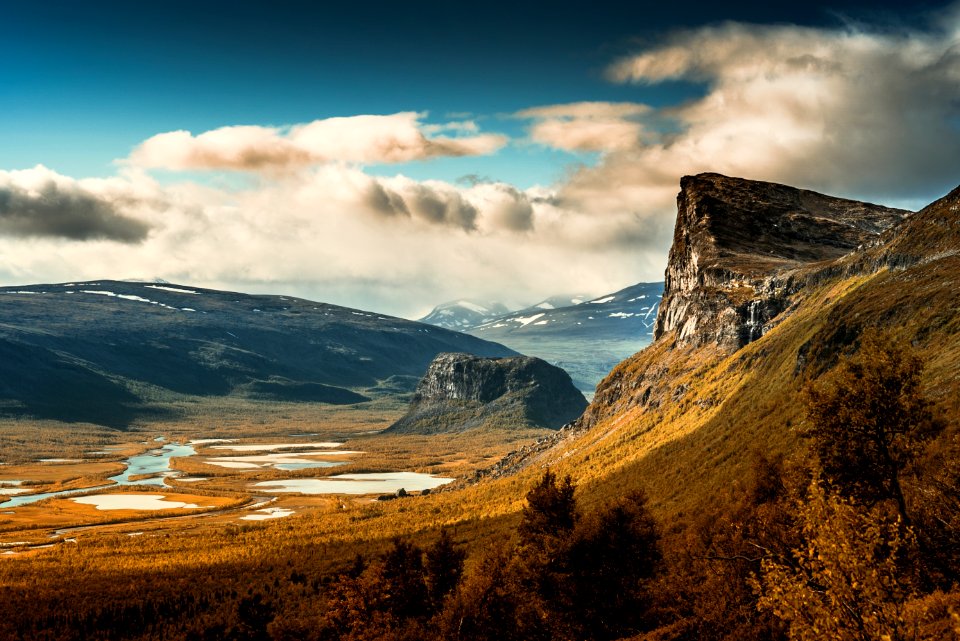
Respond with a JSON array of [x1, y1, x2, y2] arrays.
[[476, 173, 937, 481], [386, 352, 588, 434], [655, 173, 909, 351]]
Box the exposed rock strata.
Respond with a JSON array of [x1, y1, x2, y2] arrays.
[[655, 173, 909, 351], [386, 352, 587, 434]]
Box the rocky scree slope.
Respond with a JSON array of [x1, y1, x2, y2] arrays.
[[386, 352, 588, 434], [481, 174, 960, 518]]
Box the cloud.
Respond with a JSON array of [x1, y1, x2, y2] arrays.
[[6, 15, 958, 317], [0, 160, 660, 318], [546, 18, 960, 221], [0, 166, 151, 243], [130, 112, 508, 172], [518, 101, 651, 152]]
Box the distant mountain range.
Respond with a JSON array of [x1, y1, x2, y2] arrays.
[[0, 280, 515, 428], [419, 282, 663, 394], [418, 300, 511, 330]]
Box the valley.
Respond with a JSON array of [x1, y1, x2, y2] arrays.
[[1, 173, 959, 640]]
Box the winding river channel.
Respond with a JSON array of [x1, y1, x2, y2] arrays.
[[3, 441, 196, 508]]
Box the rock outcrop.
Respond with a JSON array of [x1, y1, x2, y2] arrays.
[[386, 353, 588, 434], [655, 173, 909, 351]]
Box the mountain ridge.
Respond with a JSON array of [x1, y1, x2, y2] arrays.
[[0, 280, 517, 427], [655, 173, 909, 351], [479, 173, 960, 520]]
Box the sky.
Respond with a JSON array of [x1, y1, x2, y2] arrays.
[[1, 0, 959, 318]]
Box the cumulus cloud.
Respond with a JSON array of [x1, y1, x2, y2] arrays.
[[0, 166, 151, 243], [518, 101, 651, 152], [0, 159, 660, 318], [7, 15, 959, 316], [549, 18, 960, 220], [130, 112, 507, 172]]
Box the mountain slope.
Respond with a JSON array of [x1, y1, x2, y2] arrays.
[[487, 174, 960, 522], [0, 281, 516, 428], [467, 282, 663, 393], [386, 353, 588, 434]]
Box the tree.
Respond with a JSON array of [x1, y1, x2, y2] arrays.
[[567, 491, 662, 640], [755, 480, 916, 641], [424, 530, 466, 611], [513, 469, 580, 640], [804, 328, 942, 523], [517, 469, 578, 546]]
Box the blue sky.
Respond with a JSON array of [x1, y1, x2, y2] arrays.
[[0, 1, 957, 316], [1, 0, 938, 182]]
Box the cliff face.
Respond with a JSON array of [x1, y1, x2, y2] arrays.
[[477, 176, 960, 518], [386, 353, 588, 434], [655, 173, 909, 351]]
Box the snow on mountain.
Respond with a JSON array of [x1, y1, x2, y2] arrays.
[[467, 282, 664, 393], [418, 300, 512, 330], [472, 282, 662, 339]]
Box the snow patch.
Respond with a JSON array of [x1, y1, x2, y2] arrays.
[[144, 285, 198, 294], [513, 313, 545, 327], [589, 296, 615, 304]]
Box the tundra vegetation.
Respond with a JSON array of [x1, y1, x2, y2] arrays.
[[0, 330, 958, 640]]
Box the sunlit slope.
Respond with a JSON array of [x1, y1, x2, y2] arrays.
[[491, 176, 960, 518]]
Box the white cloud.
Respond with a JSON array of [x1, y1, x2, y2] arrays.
[[0, 162, 655, 317], [130, 112, 508, 172], [549, 18, 960, 221], [518, 101, 651, 152]]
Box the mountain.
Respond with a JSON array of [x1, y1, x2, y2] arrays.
[[386, 352, 588, 434], [473, 282, 662, 340], [655, 172, 908, 351], [418, 300, 512, 330], [526, 292, 596, 310], [466, 282, 663, 393], [0, 280, 516, 428], [488, 172, 960, 522]]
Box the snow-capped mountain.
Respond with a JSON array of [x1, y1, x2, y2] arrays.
[[418, 300, 512, 330], [527, 293, 596, 310], [471, 282, 662, 340], [467, 282, 664, 393]]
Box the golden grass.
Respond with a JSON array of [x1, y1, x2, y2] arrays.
[[0, 491, 243, 538], [0, 252, 957, 641]]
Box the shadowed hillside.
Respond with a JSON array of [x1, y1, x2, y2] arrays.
[[0, 281, 516, 428]]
